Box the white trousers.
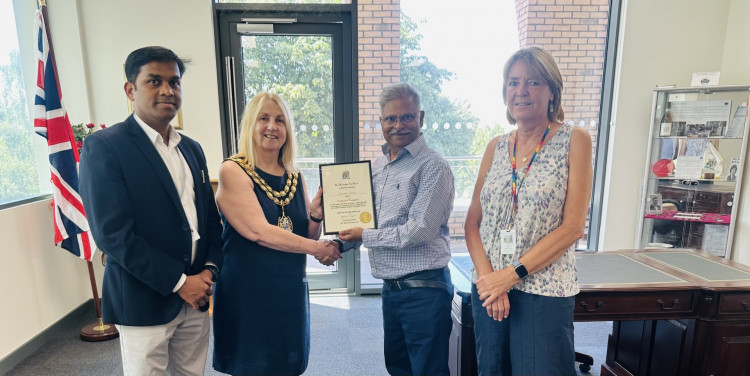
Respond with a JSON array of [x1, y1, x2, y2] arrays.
[[116, 305, 210, 376]]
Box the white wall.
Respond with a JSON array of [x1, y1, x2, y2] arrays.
[[77, 0, 224, 178], [720, 0, 750, 264], [0, 201, 101, 362], [599, 0, 750, 263]]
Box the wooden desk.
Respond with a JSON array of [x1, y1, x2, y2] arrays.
[[448, 249, 750, 376]]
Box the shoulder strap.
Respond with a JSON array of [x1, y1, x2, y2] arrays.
[[226, 155, 254, 179]]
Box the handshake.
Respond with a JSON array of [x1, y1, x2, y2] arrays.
[[313, 239, 343, 266]]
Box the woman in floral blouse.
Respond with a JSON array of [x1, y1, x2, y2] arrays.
[[465, 46, 593, 375]]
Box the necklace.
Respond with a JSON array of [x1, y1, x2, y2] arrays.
[[516, 129, 546, 163], [230, 156, 299, 232], [520, 150, 534, 163], [509, 123, 551, 227]]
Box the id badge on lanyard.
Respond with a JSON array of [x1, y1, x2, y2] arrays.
[[500, 228, 516, 255], [506, 124, 550, 256]]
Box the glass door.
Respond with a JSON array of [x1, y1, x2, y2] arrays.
[[217, 12, 356, 291]]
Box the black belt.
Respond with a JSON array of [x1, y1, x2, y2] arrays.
[[383, 267, 453, 295]]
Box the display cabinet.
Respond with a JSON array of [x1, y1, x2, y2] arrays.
[[636, 85, 750, 258]]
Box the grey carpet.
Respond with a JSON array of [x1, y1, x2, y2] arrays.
[[5, 295, 609, 375]]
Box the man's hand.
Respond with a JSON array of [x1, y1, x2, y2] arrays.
[[338, 227, 363, 242], [177, 272, 214, 309], [314, 240, 342, 266], [316, 240, 342, 266]]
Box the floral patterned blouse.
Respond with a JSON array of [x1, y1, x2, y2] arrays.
[[473, 123, 579, 297]]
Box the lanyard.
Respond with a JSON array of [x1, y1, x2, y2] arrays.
[[510, 123, 550, 226]]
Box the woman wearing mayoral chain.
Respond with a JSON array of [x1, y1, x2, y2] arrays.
[[212, 92, 341, 376], [465, 47, 593, 375]]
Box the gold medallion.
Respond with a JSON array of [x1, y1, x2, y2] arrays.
[[278, 215, 293, 232], [359, 211, 372, 224]]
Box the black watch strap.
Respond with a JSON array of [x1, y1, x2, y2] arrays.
[[332, 239, 344, 253], [512, 259, 528, 279], [205, 265, 220, 282], [310, 214, 323, 223]]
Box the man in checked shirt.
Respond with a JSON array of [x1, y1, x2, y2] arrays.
[[337, 83, 455, 376]]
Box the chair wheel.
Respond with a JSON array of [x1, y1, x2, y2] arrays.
[[579, 363, 591, 373]]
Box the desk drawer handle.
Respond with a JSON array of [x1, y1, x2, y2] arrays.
[[657, 299, 680, 310], [580, 301, 603, 312], [742, 301, 750, 311]]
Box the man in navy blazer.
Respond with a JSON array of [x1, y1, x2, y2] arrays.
[[79, 46, 222, 376]]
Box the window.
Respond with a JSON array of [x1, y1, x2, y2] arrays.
[[0, 0, 50, 207], [356, 0, 618, 286]]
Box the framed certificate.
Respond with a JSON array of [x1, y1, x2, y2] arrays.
[[319, 161, 377, 234]]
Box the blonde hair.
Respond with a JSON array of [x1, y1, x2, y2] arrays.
[[236, 92, 298, 172], [502, 46, 565, 125]]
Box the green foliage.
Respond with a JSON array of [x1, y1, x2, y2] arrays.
[[241, 35, 334, 159], [0, 48, 40, 204], [400, 12, 498, 199], [72, 123, 106, 154], [399, 12, 481, 159], [0, 50, 27, 127], [234, 11, 506, 199], [0, 122, 38, 203]]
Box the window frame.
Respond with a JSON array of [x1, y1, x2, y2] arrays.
[[585, 0, 622, 251], [0, 0, 53, 210]]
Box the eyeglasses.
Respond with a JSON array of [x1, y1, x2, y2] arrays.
[[382, 113, 418, 126]]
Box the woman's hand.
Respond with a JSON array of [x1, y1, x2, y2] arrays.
[[312, 240, 341, 266], [476, 267, 519, 313], [310, 186, 323, 219], [485, 293, 510, 321]]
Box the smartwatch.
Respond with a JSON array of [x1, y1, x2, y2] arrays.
[[511, 259, 529, 279], [205, 265, 220, 282], [331, 239, 344, 253]]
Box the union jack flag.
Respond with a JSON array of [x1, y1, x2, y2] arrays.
[[33, 8, 96, 261]]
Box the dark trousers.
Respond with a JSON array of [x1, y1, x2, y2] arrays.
[[471, 285, 576, 376], [381, 267, 453, 376]]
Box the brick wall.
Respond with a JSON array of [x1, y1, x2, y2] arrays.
[[358, 0, 401, 161], [356, 0, 609, 240], [515, 0, 609, 151]]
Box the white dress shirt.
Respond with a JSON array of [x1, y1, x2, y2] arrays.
[[133, 114, 198, 292]]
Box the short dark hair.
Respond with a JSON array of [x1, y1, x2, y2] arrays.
[[124, 46, 189, 84]]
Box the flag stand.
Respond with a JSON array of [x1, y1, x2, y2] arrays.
[[79, 260, 118, 341]]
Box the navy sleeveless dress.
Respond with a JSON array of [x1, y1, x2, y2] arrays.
[[213, 165, 310, 376]]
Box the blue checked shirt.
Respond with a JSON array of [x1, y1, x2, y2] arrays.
[[340, 135, 454, 279]]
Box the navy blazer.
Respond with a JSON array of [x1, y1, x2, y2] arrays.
[[79, 115, 222, 326]]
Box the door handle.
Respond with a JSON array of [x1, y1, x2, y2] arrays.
[[224, 56, 238, 155]]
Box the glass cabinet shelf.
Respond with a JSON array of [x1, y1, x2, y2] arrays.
[[637, 85, 750, 258]]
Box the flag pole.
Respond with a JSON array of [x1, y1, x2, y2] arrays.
[[79, 259, 118, 341], [38, 0, 118, 342]]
